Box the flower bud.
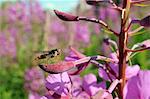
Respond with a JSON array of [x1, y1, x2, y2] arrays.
[[54, 10, 78, 21], [86, 0, 109, 6], [39, 61, 75, 73], [140, 15, 150, 27]]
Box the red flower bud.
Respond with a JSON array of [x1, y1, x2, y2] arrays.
[[39, 61, 75, 73], [54, 10, 78, 21], [86, 0, 108, 5], [140, 15, 150, 27]]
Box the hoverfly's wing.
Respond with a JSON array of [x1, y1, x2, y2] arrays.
[[32, 51, 49, 65], [34, 50, 53, 53], [33, 50, 50, 57]]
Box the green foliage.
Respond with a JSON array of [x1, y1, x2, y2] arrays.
[[129, 26, 150, 69], [0, 64, 27, 99]]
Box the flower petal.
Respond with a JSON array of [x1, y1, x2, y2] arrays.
[[82, 74, 103, 96], [126, 65, 140, 79], [124, 70, 150, 99], [123, 76, 140, 99], [46, 72, 71, 96]]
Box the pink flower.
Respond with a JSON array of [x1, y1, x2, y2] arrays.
[[70, 75, 83, 97], [45, 72, 71, 96], [98, 53, 140, 81], [82, 73, 106, 96], [65, 46, 85, 62], [24, 67, 45, 92], [65, 47, 88, 75], [50, 20, 66, 33], [124, 70, 150, 99], [43, 72, 109, 98]]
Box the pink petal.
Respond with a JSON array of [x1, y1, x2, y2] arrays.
[[123, 76, 140, 99], [46, 72, 71, 96], [138, 71, 150, 99], [82, 74, 103, 96], [75, 91, 90, 99], [124, 70, 150, 99], [98, 68, 110, 80], [92, 90, 113, 99], [126, 65, 140, 79], [69, 46, 86, 58]]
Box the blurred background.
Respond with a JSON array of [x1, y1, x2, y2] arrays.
[[0, 0, 150, 99]]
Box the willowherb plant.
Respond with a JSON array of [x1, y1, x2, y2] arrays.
[[39, 0, 150, 99]]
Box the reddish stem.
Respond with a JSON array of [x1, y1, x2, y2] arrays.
[[118, 0, 131, 98], [126, 47, 150, 52], [78, 17, 119, 36]]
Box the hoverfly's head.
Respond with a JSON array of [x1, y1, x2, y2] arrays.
[[53, 49, 62, 56], [57, 49, 62, 55]]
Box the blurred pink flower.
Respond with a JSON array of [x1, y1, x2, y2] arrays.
[[51, 20, 66, 33], [99, 7, 120, 32], [99, 7, 119, 21], [0, 32, 16, 57], [9, 27, 18, 39], [124, 70, 150, 99], [24, 67, 45, 95], [30, 1, 45, 23], [48, 35, 58, 46], [6, 2, 28, 23], [75, 23, 90, 43], [0, 33, 8, 56]]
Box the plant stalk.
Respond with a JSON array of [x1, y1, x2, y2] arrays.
[[118, 0, 131, 98]]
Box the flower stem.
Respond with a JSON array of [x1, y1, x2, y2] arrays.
[[126, 47, 150, 52], [118, 0, 131, 98]]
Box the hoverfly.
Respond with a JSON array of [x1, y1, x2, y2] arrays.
[[33, 49, 62, 65], [33, 48, 76, 74], [34, 49, 61, 60]]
